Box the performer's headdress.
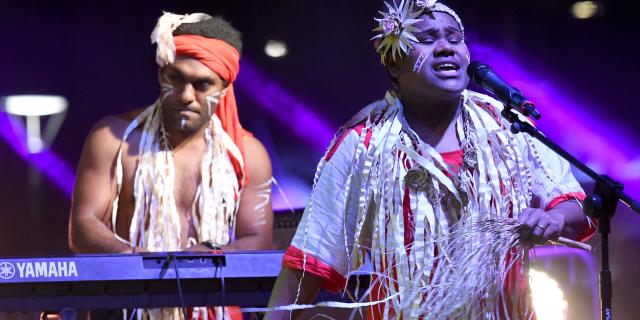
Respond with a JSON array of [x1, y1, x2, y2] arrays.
[[372, 0, 465, 65]]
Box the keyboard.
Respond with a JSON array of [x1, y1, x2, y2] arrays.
[[0, 251, 284, 311]]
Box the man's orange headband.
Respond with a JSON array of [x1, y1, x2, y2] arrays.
[[174, 35, 240, 83], [173, 35, 250, 187]]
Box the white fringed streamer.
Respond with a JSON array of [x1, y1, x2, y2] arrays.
[[198, 114, 241, 247], [151, 11, 213, 66], [254, 218, 538, 318], [110, 95, 242, 320], [289, 90, 556, 319], [121, 107, 239, 251], [111, 106, 156, 246]]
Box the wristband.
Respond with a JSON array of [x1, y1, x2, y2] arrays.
[[200, 240, 221, 251]]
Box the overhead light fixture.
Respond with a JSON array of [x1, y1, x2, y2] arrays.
[[264, 40, 288, 58], [571, 1, 603, 19], [2, 95, 68, 153]]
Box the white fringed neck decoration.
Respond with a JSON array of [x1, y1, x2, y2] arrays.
[[111, 97, 242, 252], [110, 95, 243, 319]]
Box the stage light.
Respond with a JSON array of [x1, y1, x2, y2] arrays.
[[626, 157, 640, 180], [2, 95, 68, 153], [529, 268, 568, 320], [571, 1, 602, 19], [4, 95, 67, 116], [264, 40, 288, 58]]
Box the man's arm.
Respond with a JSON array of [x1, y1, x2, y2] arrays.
[[265, 268, 324, 320], [221, 135, 274, 251], [68, 117, 133, 253]]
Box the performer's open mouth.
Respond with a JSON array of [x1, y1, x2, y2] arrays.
[[432, 60, 461, 77]]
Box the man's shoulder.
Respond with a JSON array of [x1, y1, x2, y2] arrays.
[[319, 98, 390, 162], [344, 98, 388, 128], [331, 97, 389, 142], [90, 108, 146, 140], [83, 108, 146, 157], [243, 135, 270, 168], [240, 135, 273, 187], [242, 135, 268, 158]]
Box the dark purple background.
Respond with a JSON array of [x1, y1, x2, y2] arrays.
[[0, 1, 638, 318]]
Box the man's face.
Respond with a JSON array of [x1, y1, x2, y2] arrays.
[[160, 56, 226, 133], [394, 12, 470, 99]]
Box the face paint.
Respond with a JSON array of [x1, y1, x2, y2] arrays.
[[249, 178, 273, 227], [205, 91, 223, 117], [161, 83, 173, 93], [413, 52, 428, 73], [160, 73, 174, 94]]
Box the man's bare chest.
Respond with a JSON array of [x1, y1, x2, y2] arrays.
[[118, 138, 205, 213]]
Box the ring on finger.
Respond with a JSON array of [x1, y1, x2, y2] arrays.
[[536, 224, 545, 229]]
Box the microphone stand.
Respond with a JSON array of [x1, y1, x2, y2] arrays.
[[500, 105, 640, 320]]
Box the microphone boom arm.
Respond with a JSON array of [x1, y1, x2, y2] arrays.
[[500, 103, 639, 320]]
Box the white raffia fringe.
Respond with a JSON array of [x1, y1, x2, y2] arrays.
[[251, 218, 539, 320], [398, 218, 528, 319]]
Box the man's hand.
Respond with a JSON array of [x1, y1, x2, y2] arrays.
[[183, 243, 223, 253], [517, 200, 587, 247], [518, 208, 565, 247]]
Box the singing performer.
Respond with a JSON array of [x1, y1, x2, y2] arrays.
[[266, 1, 596, 319]]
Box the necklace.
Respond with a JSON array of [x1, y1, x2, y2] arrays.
[[403, 97, 475, 208]]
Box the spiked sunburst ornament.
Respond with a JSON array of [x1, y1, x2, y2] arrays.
[[372, 0, 423, 65], [372, 0, 465, 66]]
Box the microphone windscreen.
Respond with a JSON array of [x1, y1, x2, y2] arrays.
[[467, 61, 491, 84]]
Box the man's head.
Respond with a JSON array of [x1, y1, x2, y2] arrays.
[[373, 1, 470, 100], [152, 13, 243, 133], [173, 17, 242, 56]]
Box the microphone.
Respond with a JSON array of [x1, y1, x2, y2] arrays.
[[467, 61, 541, 120]]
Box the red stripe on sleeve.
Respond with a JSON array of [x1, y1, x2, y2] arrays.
[[282, 245, 347, 293], [324, 122, 372, 161], [545, 192, 597, 242]]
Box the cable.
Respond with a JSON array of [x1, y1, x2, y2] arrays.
[[212, 260, 226, 316], [219, 264, 226, 313], [170, 254, 188, 319]]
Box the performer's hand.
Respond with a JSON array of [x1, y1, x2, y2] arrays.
[[184, 243, 224, 254], [517, 208, 565, 247]]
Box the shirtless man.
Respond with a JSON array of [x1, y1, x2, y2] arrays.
[[68, 12, 273, 256]]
